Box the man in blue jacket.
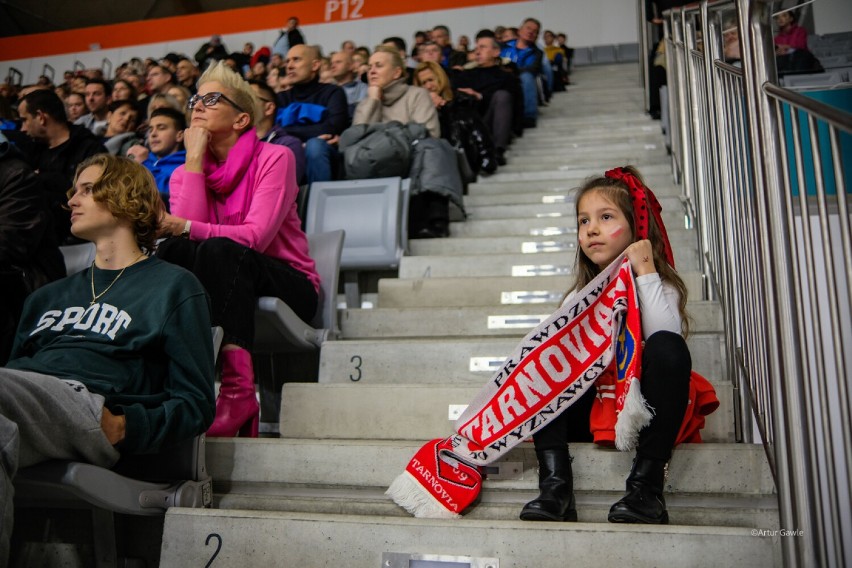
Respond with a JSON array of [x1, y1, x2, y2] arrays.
[[276, 44, 349, 184], [501, 18, 544, 128]]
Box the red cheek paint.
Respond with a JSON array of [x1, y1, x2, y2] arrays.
[[609, 225, 625, 238]]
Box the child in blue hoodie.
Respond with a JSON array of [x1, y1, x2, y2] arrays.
[[127, 107, 187, 210]]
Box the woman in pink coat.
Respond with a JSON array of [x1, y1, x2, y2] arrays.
[[158, 62, 319, 438]]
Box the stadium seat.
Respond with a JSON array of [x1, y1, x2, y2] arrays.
[[13, 327, 222, 567], [304, 177, 407, 307], [782, 71, 847, 88], [616, 42, 640, 62], [254, 229, 345, 352], [60, 242, 96, 275], [572, 47, 592, 67], [818, 54, 852, 70], [592, 45, 617, 64]]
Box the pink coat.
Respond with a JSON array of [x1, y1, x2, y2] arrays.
[[170, 129, 320, 292]]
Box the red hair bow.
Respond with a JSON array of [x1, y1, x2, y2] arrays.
[[604, 167, 675, 269]]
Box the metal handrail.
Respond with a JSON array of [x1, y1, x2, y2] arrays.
[[764, 82, 852, 130], [661, 0, 852, 566]]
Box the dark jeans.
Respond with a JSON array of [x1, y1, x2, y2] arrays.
[[484, 90, 513, 151], [156, 237, 318, 349], [533, 331, 691, 462]]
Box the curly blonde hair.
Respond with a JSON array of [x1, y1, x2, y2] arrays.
[[68, 154, 164, 253], [197, 60, 257, 127], [569, 165, 690, 337]]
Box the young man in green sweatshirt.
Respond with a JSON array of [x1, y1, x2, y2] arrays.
[[0, 154, 215, 564]]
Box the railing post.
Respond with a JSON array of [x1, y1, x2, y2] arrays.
[[638, 0, 651, 112], [737, 0, 817, 565]]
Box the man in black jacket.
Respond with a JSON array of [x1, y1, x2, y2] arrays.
[[277, 44, 349, 183], [451, 34, 525, 164], [17, 89, 107, 243], [0, 132, 64, 365]]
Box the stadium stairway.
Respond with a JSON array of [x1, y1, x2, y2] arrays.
[[160, 64, 781, 567]]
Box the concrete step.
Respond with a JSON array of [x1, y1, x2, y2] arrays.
[[317, 336, 723, 384], [449, 217, 694, 238], [478, 161, 673, 184], [160, 509, 780, 567], [409, 234, 581, 257], [204, 439, 773, 495], [508, 133, 663, 151], [278, 383, 736, 443], [467, 174, 679, 196], [212, 483, 774, 528], [464, 203, 686, 228], [397, 248, 698, 278], [462, 191, 681, 208], [339, 301, 721, 339], [376, 273, 705, 308], [497, 154, 670, 174], [502, 140, 668, 158]]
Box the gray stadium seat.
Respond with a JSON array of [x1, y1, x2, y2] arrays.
[[572, 47, 591, 67], [782, 71, 847, 88], [617, 43, 640, 62], [818, 54, 852, 70], [254, 229, 345, 352], [60, 242, 96, 275], [253, 230, 344, 435], [13, 327, 222, 567], [305, 177, 407, 307], [592, 45, 617, 64]]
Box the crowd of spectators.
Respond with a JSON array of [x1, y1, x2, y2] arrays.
[[0, 16, 576, 435]]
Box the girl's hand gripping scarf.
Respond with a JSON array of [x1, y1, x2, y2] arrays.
[[387, 254, 650, 518]]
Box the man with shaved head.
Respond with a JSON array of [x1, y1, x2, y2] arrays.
[[330, 50, 367, 117], [277, 44, 349, 183]]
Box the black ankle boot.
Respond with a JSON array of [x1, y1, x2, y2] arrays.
[[519, 448, 577, 522], [608, 456, 669, 524]]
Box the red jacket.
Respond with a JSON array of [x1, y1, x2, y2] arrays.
[[590, 365, 720, 447]]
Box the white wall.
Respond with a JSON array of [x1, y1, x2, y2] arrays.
[[812, 0, 852, 36], [1, 0, 638, 85]]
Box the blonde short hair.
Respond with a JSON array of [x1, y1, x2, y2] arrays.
[[197, 61, 258, 127], [371, 45, 407, 80]]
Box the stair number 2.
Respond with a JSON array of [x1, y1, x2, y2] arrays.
[[324, 0, 364, 22], [350, 355, 362, 381], [204, 533, 222, 567]]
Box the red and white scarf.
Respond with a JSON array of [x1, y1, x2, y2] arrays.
[[387, 255, 650, 518]]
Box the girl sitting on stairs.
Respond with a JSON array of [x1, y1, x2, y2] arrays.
[[520, 165, 717, 524]]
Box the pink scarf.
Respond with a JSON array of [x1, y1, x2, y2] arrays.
[[203, 127, 260, 195]]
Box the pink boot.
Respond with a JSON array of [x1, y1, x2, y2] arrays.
[[207, 348, 259, 437]]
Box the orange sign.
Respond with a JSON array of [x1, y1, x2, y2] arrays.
[[0, 0, 527, 61]]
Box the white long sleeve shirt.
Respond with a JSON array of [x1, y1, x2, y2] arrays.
[[562, 272, 682, 339]]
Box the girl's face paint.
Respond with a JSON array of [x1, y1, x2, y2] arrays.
[[577, 190, 634, 269], [609, 225, 625, 238]]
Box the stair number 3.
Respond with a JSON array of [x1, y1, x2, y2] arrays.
[[324, 0, 364, 22], [350, 355, 362, 381]]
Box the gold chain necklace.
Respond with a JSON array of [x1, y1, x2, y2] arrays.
[[90, 253, 146, 306]]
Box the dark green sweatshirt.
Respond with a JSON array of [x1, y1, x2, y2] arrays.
[[7, 256, 215, 454]]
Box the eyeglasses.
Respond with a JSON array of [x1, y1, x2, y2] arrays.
[[187, 92, 246, 113]]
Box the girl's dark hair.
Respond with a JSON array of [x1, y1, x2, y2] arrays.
[[569, 165, 690, 336]]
